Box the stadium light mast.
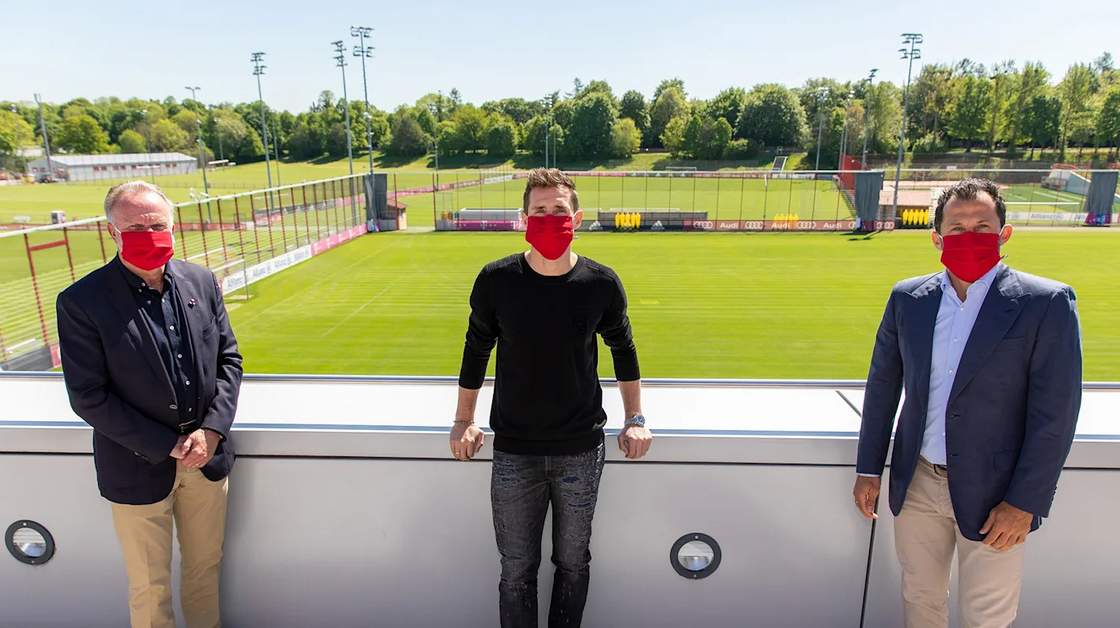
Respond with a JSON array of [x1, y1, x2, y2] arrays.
[[838, 90, 855, 171], [428, 91, 443, 188], [184, 86, 210, 197], [251, 52, 273, 192], [861, 69, 878, 169], [332, 41, 355, 180], [33, 94, 53, 180], [891, 33, 923, 221], [213, 116, 224, 162], [351, 26, 375, 174], [140, 109, 156, 183], [814, 87, 830, 171]]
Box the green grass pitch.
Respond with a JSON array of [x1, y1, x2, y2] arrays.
[[225, 229, 1120, 381]]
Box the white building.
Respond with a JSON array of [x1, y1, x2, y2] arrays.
[[26, 152, 197, 182]]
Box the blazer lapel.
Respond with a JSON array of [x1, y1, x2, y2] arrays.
[[905, 273, 943, 411], [948, 265, 1030, 404], [107, 263, 175, 398]]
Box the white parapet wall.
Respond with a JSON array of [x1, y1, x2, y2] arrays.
[[1, 374, 1117, 628]]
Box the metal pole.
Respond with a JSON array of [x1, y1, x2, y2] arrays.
[[251, 53, 273, 195], [273, 115, 282, 187], [185, 86, 210, 196], [815, 87, 829, 171], [892, 34, 923, 222], [862, 69, 877, 169], [34, 94, 53, 179], [352, 26, 375, 174], [215, 117, 224, 162], [333, 41, 355, 180]]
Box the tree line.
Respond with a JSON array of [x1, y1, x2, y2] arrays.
[[1, 51, 1117, 172]]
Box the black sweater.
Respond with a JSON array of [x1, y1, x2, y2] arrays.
[[458, 253, 641, 455]]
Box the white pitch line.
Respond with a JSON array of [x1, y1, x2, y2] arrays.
[[187, 246, 227, 261]]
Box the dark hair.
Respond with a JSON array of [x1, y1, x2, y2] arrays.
[[522, 168, 579, 212], [933, 178, 1006, 233]]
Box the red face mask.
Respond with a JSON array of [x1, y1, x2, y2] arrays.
[[939, 231, 1001, 283], [119, 230, 175, 271], [525, 214, 574, 260]]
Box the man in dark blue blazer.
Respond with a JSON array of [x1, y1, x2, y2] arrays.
[[854, 179, 1082, 628], [57, 181, 242, 628]]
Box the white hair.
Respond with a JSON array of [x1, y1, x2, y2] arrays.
[[103, 180, 174, 225]]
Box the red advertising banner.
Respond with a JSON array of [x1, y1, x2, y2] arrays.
[[687, 219, 895, 232]]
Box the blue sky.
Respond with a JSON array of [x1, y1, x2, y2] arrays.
[[2, 0, 1115, 112]]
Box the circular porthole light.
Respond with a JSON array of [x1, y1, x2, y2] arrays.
[[6, 521, 55, 565], [671, 533, 721, 580]]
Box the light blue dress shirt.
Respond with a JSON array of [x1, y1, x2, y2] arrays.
[[921, 262, 1002, 466]]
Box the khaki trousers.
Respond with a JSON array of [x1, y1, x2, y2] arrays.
[[894, 457, 1025, 628], [110, 464, 228, 628]]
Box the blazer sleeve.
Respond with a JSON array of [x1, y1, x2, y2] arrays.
[[1003, 286, 1082, 518], [857, 288, 905, 476], [199, 275, 243, 440], [56, 290, 180, 462]]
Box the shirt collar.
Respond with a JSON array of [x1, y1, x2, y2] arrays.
[[114, 255, 173, 292], [941, 261, 1003, 296]]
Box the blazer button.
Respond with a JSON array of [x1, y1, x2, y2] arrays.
[[169, 404, 178, 410]]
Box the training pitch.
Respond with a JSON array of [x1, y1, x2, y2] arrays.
[[225, 230, 1119, 381]]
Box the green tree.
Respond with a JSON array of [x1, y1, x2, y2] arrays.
[[910, 64, 955, 141], [565, 93, 618, 159], [865, 81, 903, 154], [147, 118, 190, 152], [682, 115, 733, 160], [481, 98, 541, 125], [1095, 87, 1120, 156], [610, 117, 641, 158], [736, 84, 807, 148], [653, 78, 687, 102], [1021, 93, 1061, 158], [648, 87, 690, 148], [118, 129, 147, 153], [171, 109, 199, 141], [619, 90, 650, 137], [707, 88, 746, 129], [947, 74, 993, 151], [486, 118, 518, 158], [985, 61, 1016, 155], [386, 114, 431, 157], [448, 104, 488, 154], [1058, 63, 1097, 160], [0, 110, 35, 156], [1005, 62, 1049, 151], [578, 80, 617, 108], [56, 114, 111, 154], [522, 115, 565, 158], [661, 116, 688, 156]]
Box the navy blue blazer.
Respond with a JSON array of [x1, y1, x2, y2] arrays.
[[57, 257, 242, 505], [857, 264, 1082, 541]]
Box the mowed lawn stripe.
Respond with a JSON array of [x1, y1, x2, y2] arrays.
[[226, 230, 1120, 380]]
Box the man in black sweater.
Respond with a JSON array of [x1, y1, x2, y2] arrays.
[[452, 168, 652, 628]]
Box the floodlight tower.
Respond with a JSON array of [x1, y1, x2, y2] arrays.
[[891, 33, 923, 221], [427, 91, 443, 187], [34, 94, 54, 179], [333, 40, 355, 179], [839, 90, 855, 170], [251, 52, 273, 191], [351, 26, 375, 173], [814, 87, 830, 171], [184, 86, 210, 196], [861, 69, 877, 169]]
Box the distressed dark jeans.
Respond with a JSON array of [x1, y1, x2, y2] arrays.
[[491, 442, 606, 628]]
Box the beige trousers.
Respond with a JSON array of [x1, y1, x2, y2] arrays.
[[110, 464, 229, 628], [894, 457, 1025, 628]]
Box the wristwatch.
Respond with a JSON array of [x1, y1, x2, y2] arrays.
[[623, 414, 646, 429]]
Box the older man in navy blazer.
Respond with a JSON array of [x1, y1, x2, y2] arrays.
[[854, 178, 1082, 628], [57, 180, 242, 628]]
